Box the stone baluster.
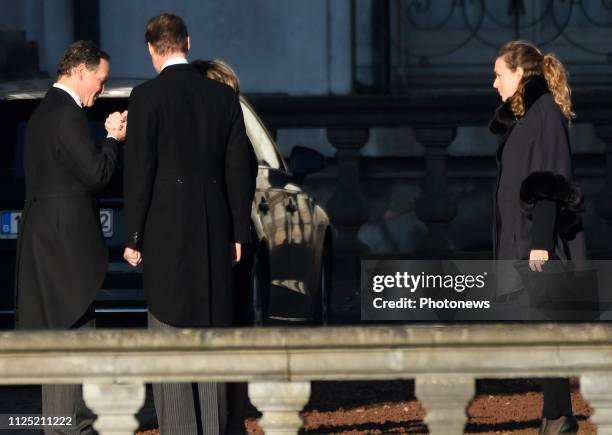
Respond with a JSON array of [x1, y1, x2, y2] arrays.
[[248, 381, 311, 435], [324, 128, 370, 319], [325, 128, 370, 256], [416, 376, 473, 435], [82, 382, 145, 435], [581, 374, 612, 433], [595, 124, 612, 251], [413, 127, 458, 256]]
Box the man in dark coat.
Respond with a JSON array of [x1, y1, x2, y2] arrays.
[[122, 14, 256, 434], [16, 40, 125, 433]]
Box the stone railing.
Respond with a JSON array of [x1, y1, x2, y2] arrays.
[[2, 324, 612, 434], [248, 90, 612, 257]]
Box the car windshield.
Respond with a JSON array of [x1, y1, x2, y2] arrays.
[[240, 99, 283, 171]]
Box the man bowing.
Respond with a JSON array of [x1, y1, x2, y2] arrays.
[[16, 40, 126, 433]]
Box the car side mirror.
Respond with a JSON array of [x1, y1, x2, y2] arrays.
[[288, 146, 324, 176]]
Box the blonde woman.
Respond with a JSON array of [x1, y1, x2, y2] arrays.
[[191, 59, 240, 92], [190, 58, 256, 434], [490, 40, 585, 435]]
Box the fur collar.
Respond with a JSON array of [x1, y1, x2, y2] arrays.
[[489, 75, 550, 135]]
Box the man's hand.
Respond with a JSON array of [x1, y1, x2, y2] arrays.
[[529, 249, 549, 272], [231, 242, 241, 266], [105, 111, 128, 142], [124, 247, 142, 267]]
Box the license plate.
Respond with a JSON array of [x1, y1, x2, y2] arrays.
[[99, 209, 113, 238], [0, 209, 114, 239], [0, 211, 20, 239]]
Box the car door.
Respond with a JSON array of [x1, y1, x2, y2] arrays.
[[241, 98, 311, 319], [291, 188, 317, 297]]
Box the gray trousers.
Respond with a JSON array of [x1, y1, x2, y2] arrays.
[[148, 312, 226, 435], [42, 318, 95, 435]]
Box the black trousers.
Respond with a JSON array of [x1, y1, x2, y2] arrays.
[[42, 306, 96, 435], [542, 377, 572, 419]]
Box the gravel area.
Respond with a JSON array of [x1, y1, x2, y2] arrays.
[[0, 379, 594, 434], [134, 378, 595, 434]]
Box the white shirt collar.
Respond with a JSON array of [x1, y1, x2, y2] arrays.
[[52, 83, 82, 108], [160, 56, 189, 72]]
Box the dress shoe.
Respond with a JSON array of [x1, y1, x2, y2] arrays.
[[540, 415, 579, 435]]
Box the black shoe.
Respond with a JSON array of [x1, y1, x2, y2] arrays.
[[540, 415, 579, 435], [560, 416, 579, 435]]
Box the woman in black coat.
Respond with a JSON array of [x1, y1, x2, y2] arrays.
[[490, 41, 585, 435]]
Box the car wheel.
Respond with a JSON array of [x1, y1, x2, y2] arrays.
[[314, 248, 331, 325]]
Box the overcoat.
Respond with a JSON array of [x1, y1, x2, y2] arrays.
[[16, 87, 118, 329], [123, 64, 256, 327], [490, 76, 586, 294]]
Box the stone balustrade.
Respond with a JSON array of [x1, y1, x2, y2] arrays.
[[2, 324, 612, 434], [246, 92, 612, 257]]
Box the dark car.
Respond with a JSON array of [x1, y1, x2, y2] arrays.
[[0, 81, 333, 328]]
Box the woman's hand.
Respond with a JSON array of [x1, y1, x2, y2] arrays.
[[529, 249, 549, 272]]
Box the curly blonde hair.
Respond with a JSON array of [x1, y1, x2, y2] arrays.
[[498, 40, 575, 120]]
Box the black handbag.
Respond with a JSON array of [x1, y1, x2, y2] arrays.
[[513, 258, 600, 320]]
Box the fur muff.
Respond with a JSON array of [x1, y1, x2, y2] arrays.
[[520, 171, 584, 238], [520, 171, 582, 209]]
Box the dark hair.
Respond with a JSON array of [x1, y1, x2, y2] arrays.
[[190, 60, 213, 77], [145, 13, 189, 55], [56, 40, 110, 77], [191, 59, 240, 92]]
